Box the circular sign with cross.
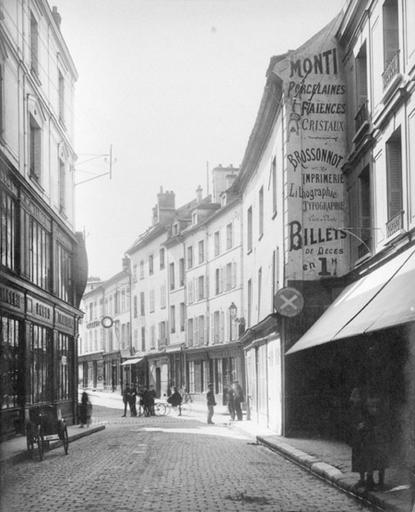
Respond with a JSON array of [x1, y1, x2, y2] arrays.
[[273, 287, 304, 317]]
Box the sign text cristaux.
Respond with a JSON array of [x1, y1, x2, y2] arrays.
[[274, 20, 347, 280]]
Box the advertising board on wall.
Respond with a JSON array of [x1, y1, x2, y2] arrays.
[[274, 17, 348, 281]]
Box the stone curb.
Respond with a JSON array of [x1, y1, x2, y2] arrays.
[[257, 435, 405, 512], [2, 424, 106, 465]]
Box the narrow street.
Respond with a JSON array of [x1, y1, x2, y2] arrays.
[[0, 405, 376, 512]]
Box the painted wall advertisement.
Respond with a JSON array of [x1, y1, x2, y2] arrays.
[[274, 17, 348, 281]]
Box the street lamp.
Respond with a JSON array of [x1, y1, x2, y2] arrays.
[[229, 302, 237, 341]]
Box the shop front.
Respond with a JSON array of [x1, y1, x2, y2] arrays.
[[103, 352, 121, 392], [0, 282, 81, 438], [285, 245, 415, 454], [184, 342, 245, 404], [242, 315, 282, 433]]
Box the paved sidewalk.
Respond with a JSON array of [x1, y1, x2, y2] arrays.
[[0, 424, 105, 465], [227, 419, 413, 512]]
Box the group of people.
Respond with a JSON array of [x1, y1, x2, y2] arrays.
[[349, 387, 390, 491], [122, 385, 157, 417], [225, 381, 244, 421], [206, 380, 244, 425]]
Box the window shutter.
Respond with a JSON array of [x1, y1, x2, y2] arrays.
[[387, 136, 402, 219], [220, 311, 225, 341]]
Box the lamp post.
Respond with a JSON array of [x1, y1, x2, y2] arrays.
[[229, 302, 237, 342]]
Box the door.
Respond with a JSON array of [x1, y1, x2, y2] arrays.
[[267, 337, 282, 434]]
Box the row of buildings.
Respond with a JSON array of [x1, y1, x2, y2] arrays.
[[80, 0, 415, 451], [1, 1, 88, 438]]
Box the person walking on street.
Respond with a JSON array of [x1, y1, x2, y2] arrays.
[[149, 385, 157, 416], [232, 381, 244, 421], [167, 387, 183, 416], [226, 385, 235, 421], [207, 383, 216, 424], [79, 391, 92, 428], [122, 386, 130, 417], [129, 386, 137, 417]]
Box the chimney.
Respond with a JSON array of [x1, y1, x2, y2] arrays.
[[122, 256, 130, 273], [52, 6, 62, 29], [196, 185, 203, 203], [156, 187, 176, 225]]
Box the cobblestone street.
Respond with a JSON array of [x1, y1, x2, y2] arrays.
[[0, 407, 376, 512]]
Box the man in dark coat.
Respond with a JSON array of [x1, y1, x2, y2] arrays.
[[167, 387, 182, 415]]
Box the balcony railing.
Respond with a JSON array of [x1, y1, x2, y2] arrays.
[[386, 210, 404, 238], [354, 100, 368, 133], [382, 51, 400, 90]]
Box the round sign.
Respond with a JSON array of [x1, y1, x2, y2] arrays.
[[273, 287, 304, 318], [101, 316, 114, 329]]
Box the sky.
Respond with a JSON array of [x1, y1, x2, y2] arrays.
[[53, 0, 346, 280]]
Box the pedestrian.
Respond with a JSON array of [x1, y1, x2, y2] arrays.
[[129, 386, 137, 417], [137, 387, 144, 417], [122, 386, 130, 417], [167, 387, 183, 416], [232, 381, 244, 421], [349, 387, 366, 488], [361, 395, 390, 490], [149, 385, 157, 416], [350, 389, 390, 490], [226, 385, 235, 421], [79, 391, 92, 428], [206, 383, 216, 424]]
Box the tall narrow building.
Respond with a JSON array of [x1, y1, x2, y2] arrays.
[[0, 1, 87, 438]]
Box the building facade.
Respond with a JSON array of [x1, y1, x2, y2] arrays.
[[0, 1, 87, 438], [285, 0, 415, 453]]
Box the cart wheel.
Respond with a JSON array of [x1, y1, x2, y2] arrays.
[[154, 403, 166, 416], [26, 425, 34, 458], [62, 426, 69, 455], [37, 428, 44, 461]]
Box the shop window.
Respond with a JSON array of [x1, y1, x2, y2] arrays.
[[56, 333, 71, 401], [0, 316, 22, 409], [29, 324, 52, 404], [0, 188, 17, 270]]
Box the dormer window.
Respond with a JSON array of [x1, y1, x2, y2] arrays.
[[172, 223, 179, 235], [192, 212, 198, 225]]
